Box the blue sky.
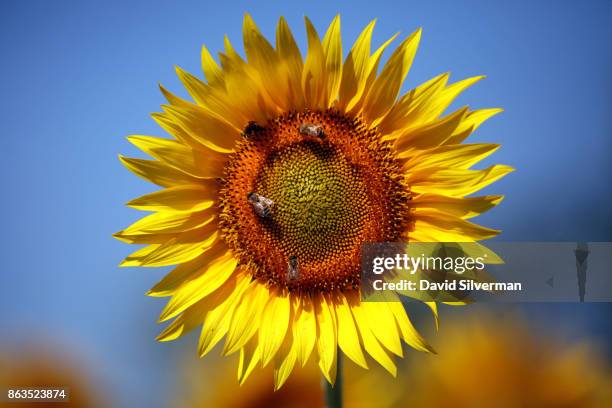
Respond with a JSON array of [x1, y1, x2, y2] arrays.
[[1, 1, 611, 406]]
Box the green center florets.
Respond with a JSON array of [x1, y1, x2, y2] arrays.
[[256, 141, 369, 263]]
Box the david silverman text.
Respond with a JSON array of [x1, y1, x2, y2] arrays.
[[372, 279, 522, 292]]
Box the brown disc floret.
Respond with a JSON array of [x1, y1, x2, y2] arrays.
[[219, 110, 410, 293]]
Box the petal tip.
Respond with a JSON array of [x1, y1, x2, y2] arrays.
[[491, 195, 505, 205]]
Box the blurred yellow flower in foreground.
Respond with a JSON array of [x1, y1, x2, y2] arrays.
[[404, 313, 612, 407], [0, 342, 108, 408], [173, 353, 402, 408], [172, 312, 611, 408]]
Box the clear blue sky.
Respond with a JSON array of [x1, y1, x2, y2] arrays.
[[1, 0, 611, 406]]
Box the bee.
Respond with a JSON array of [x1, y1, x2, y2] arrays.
[[242, 121, 264, 139], [247, 192, 274, 218], [299, 123, 325, 139], [286, 256, 300, 281]]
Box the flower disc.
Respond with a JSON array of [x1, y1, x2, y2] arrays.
[[220, 110, 410, 292]]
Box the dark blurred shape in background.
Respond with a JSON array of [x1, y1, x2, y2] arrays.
[[0, 338, 109, 408]]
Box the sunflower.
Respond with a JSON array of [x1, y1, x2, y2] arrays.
[[115, 14, 512, 389], [403, 312, 612, 407], [0, 342, 108, 408], [173, 349, 403, 408]]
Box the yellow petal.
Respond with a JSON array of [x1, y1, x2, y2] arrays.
[[162, 104, 239, 153], [218, 37, 279, 123], [425, 301, 439, 330], [137, 228, 218, 266], [224, 282, 269, 355], [403, 143, 500, 171], [315, 293, 337, 384], [338, 19, 376, 110], [158, 84, 194, 111], [201, 44, 224, 87], [126, 183, 217, 212], [411, 194, 504, 219], [388, 75, 484, 134], [175, 65, 211, 107], [151, 110, 208, 152], [273, 303, 298, 390], [378, 73, 449, 137], [407, 164, 514, 197], [446, 108, 503, 145], [119, 244, 161, 267], [395, 107, 468, 153], [361, 301, 403, 357], [238, 337, 261, 385], [127, 135, 226, 179], [174, 66, 244, 127], [273, 342, 297, 391], [258, 288, 291, 367], [346, 32, 399, 113], [413, 211, 500, 242], [224, 64, 278, 123], [459, 242, 505, 264], [199, 271, 251, 356], [348, 292, 397, 376], [302, 16, 326, 109], [383, 291, 434, 353], [293, 295, 317, 366], [156, 298, 208, 342], [335, 293, 368, 368], [430, 75, 485, 119], [276, 16, 304, 110], [147, 242, 228, 297], [221, 35, 269, 124], [276, 16, 303, 71], [113, 217, 216, 244], [222, 35, 246, 68], [322, 15, 342, 106], [114, 232, 189, 247], [321, 351, 337, 387], [362, 29, 421, 127], [117, 208, 215, 238], [118, 156, 200, 187], [159, 252, 238, 322], [242, 14, 287, 110]]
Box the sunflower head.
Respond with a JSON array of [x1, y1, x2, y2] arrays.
[[116, 14, 512, 389]]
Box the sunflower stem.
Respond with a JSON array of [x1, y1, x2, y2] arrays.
[[324, 350, 343, 408]]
